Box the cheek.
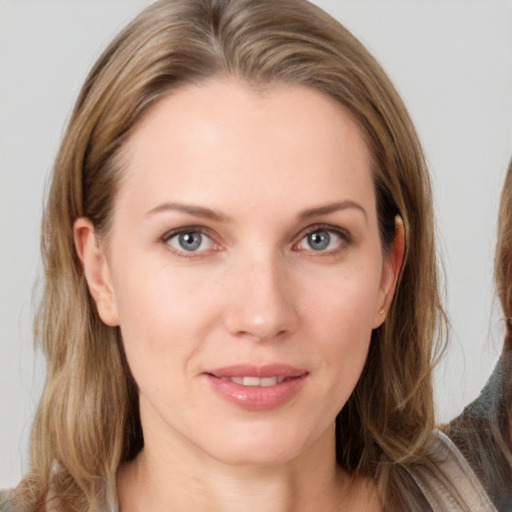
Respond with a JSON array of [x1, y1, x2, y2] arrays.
[[301, 261, 382, 337], [315, 288, 375, 372], [301, 265, 381, 387], [110, 261, 222, 375], [290, 277, 377, 431], [111, 267, 225, 423]]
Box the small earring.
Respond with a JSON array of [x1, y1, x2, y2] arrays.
[[379, 309, 385, 315]]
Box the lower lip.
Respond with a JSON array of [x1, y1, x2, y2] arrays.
[[204, 374, 308, 411]]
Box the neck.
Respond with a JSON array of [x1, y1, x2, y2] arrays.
[[116, 424, 376, 512]]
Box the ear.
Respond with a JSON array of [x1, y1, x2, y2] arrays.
[[74, 218, 119, 327], [372, 216, 405, 328]]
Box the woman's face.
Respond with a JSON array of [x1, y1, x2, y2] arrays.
[[77, 79, 402, 467]]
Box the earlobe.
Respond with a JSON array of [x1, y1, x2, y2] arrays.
[[74, 218, 119, 327], [372, 216, 405, 328]]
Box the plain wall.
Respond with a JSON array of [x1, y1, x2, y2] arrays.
[[1, 0, 511, 488]]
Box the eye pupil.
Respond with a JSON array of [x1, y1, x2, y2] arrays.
[[178, 232, 202, 251], [308, 231, 330, 250]]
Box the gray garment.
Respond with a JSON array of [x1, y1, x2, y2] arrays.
[[446, 346, 512, 512]]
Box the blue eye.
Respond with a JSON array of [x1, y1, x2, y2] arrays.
[[166, 231, 213, 252], [297, 228, 344, 252], [307, 231, 331, 250]]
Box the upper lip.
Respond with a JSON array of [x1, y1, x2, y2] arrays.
[[205, 364, 308, 378]]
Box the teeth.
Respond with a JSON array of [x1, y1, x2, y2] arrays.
[[221, 376, 287, 386], [259, 377, 278, 386], [243, 376, 262, 386]]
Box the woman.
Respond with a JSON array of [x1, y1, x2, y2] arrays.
[[0, 0, 496, 510], [445, 161, 512, 512]]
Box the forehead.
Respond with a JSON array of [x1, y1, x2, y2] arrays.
[[117, 78, 375, 218]]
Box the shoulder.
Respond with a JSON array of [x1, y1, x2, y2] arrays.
[[407, 430, 498, 512]]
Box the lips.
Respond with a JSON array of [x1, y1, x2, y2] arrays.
[[204, 364, 308, 411]]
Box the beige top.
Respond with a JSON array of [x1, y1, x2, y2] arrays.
[[407, 430, 498, 512]]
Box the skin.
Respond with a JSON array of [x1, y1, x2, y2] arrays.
[[75, 79, 404, 512]]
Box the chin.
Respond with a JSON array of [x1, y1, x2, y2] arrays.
[[201, 423, 322, 468], [213, 444, 303, 468]]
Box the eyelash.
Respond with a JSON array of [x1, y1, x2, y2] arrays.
[[160, 223, 352, 258]]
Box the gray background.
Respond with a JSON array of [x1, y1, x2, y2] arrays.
[[1, 0, 511, 488]]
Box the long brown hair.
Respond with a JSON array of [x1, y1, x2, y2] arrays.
[[12, 1, 445, 509], [496, 161, 512, 335]]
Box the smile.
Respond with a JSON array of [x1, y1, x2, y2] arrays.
[[204, 364, 309, 411]]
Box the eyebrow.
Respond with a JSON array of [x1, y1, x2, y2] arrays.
[[298, 201, 367, 222], [145, 200, 367, 223], [145, 202, 230, 222]]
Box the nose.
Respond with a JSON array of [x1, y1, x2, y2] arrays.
[[223, 253, 299, 342]]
